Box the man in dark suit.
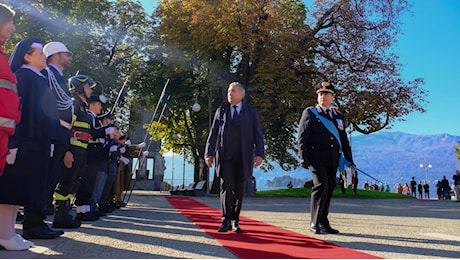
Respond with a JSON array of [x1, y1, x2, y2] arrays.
[[297, 81, 353, 234], [205, 82, 265, 233]]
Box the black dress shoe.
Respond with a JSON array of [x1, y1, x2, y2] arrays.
[[218, 221, 231, 232], [75, 212, 99, 221], [310, 224, 321, 234], [320, 225, 339, 234], [231, 221, 243, 233], [93, 210, 106, 217], [99, 204, 115, 213], [22, 225, 64, 239]]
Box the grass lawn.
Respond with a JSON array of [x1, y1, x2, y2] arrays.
[[256, 187, 414, 199]]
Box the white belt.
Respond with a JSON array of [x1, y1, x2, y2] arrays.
[[60, 119, 72, 130]]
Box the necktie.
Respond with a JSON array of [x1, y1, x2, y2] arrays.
[[325, 109, 331, 119], [233, 105, 239, 120]]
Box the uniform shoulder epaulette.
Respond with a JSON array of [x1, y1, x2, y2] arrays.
[[306, 106, 315, 110], [333, 108, 343, 114]]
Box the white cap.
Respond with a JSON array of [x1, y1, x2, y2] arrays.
[[43, 41, 72, 58]]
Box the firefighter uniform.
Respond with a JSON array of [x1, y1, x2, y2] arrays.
[[52, 75, 95, 227]]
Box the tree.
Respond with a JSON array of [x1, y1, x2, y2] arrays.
[[3, 0, 155, 134], [155, 0, 426, 174], [307, 0, 427, 134]]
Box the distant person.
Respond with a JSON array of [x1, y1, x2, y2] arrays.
[[453, 170, 460, 202], [441, 176, 450, 200], [402, 183, 410, 195], [297, 81, 354, 234], [351, 167, 358, 194], [417, 181, 423, 199], [364, 181, 369, 190], [205, 82, 265, 233], [396, 183, 403, 194], [287, 181, 293, 189], [384, 183, 390, 192], [373, 182, 379, 191], [339, 173, 346, 195], [435, 180, 442, 200], [423, 181, 430, 199], [410, 177, 416, 197]]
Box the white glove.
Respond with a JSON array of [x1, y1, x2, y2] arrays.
[[119, 147, 126, 154], [142, 151, 149, 157], [109, 145, 118, 152], [50, 144, 55, 157], [105, 127, 115, 135], [137, 142, 146, 148], [6, 148, 18, 165], [125, 140, 131, 145], [120, 156, 130, 165]]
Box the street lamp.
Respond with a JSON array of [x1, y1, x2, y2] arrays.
[[192, 100, 201, 112], [191, 97, 211, 195], [419, 159, 432, 182]]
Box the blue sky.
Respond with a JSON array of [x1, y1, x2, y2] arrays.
[[392, 1, 460, 136], [141, 0, 460, 136]]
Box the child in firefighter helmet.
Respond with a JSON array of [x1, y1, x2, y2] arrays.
[[69, 75, 96, 99]]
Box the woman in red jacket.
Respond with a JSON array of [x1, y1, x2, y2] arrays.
[[0, 3, 30, 251]]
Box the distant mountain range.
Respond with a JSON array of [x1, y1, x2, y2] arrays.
[[253, 132, 460, 192]]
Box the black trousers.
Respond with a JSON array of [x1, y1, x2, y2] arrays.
[[45, 142, 67, 209], [99, 159, 118, 204], [55, 146, 87, 197], [75, 159, 101, 207], [309, 164, 337, 227], [220, 157, 245, 222], [23, 207, 46, 230]]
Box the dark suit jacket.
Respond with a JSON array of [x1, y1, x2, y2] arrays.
[[205, 102, 265, 179], [297, 104, 353, 168]]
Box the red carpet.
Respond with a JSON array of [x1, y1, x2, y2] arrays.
[[166, 197, 381, 259]]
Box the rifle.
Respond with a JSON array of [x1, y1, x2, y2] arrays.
[[110, 76, 130, 116], [122, 79, 170, 204]]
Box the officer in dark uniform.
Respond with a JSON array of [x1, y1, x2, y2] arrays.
[[297, 82, 353, 234], [98, 113, 120, 213], [52, 75, 95, 228], [85, 95, 113, 217], [42, 41, 73, 216]]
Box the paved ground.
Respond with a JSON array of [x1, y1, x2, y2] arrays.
[[1, 191, 459, 259]]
